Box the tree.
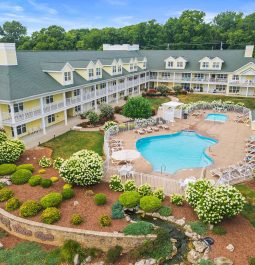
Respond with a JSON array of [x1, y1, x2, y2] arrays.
[[156, 85, 169, 96], [122, 97, 152, 119]]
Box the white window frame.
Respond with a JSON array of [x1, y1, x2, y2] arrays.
[[213, 62, 220, 69], [177, 62, 184, 68], [232, 75, 239, 81], [88, 69, 94, 78], [229, 86, 240, 94], [45, 95, 54, 104], [96, 67, 101, 76], [75, 105, 81, 112], [168, 61, 174, 68], [16, 124, 26, 135], [14, 102, 24, 113], [64, 72, 72, 82], [117, 65, 122, 73], [112, 66, 117, 74], [74, 89, 80, 97], [47, 114, 55, 124], [202, 62, 209, 69]]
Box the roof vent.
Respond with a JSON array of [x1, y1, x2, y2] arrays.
[[0, 43, 17, 66], [244, 45, 254, 58], [103, 44, 139, 51]]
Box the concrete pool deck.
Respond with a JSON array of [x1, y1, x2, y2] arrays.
[[111, 110, 252, 182]]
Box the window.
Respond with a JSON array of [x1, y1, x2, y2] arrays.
[[118, 65, 122, 72], [162, 72, 171, 79], [213, 62, 220, 69], [74, 89, 80, 97], [112, 66, 117, 74], [232, 75, 239, 80], [16, 124, 26, 135], [96, 68, 101, 76], [64, 72, 72, 81], [167, 61, 174, 67], [182, 73, 191, 80], [130, 64, 134, 71], [134, 63, 138, 70], [47, 114, 55, 124], [193, 84, 203, 92], [202, 62, 209, 68], [229, 86, 240, 94], [100, 83, 106, 89], [216, 85, 226, 91], [14, 103, 24, 113], [45, 95, 53, 104], [194, 73, 204, 79], [142, 62, 146, 69], [75, 105, 81, 112], [217, 74, 227, 79], [177, 62, 184, 68], [88, 69, 94, 78]]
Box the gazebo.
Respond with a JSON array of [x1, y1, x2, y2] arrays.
[[159, 101, 184, 122]]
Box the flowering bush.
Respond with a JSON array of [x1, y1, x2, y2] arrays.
[[171, 194, 184, 206], [123, 180, 136, 191], [53, 157, 65, 170], [109, 175, 124, 192], [60, 149, 103, 186], [0, 132, 25, 164], [153, 188, 165, 201], [100, 104, 114, 119], [103, 121, 118, 132], [138, 184, 152, 197], [38, 156, 52, 168]]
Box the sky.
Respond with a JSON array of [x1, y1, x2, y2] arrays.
[[0, 0, 254, 34]]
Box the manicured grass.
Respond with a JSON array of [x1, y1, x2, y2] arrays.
[[177, 94, 255, 110], [146, 97, 170, 110], [42, 131, 104, 159]]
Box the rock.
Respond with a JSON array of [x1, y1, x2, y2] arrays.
[[86, 256, 92, 263], [73, 201, 79, 207], [0, 242, 3, 249], [213, 256, 234, 265], [226, 244, 234, 252], [183, 224, 192, 232], [0, 179, 11, 186], [125, 216, 131, 222], [175, 218, 185, 226], [208, 224, 214, 230], [170, 238, 177, 243], [73, 254, 79, 265], [135, 259, 156, 265], [135, 259, 145, 265], [193, 240, 208, 253], [187, 250, 201, 264]]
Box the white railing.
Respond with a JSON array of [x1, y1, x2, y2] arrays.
[[2, 108, 42, 124], [229, 80, 255, 86], [43, 101, 64, 113], [108, 86, 117, 94], [96, 89, 107, 97], [66, 96, 81, 106], [140, 77, 146, 83], [127, 81, 133, 87], [134, 79, 139, 85], [83, 91, 95, 101], [118, 83, 126, 91]]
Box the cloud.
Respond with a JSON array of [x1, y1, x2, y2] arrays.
[[104, 0, 128, 6], [27, 0, 58, 15], [111, 16, 134, 26], [0, 2, 24, 12]]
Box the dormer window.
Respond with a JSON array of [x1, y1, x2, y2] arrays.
[[142, 62, 147, 69], [64, 72, 72, 82], [118, 65, 122, 73], [134, 63, 138, 71], [96, 67, 101, 76], [88, 69, 94, 79], [168, 61, 174, 68], [177, 62, 183, 68], [113, 66, 117, 74], [202, 62, 209, 69], [130, 64, 134, 71], [213, 62, 220, 69]]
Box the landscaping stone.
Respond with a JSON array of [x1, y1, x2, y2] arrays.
[[175, 218, 185, 226], [226, 244, 234, 252], [193, 240, 208, 253], [85, 256, 92, 263], [187, 250, 202, 264], [135, 258, 157, 265], [0, 242, 3, 249], [73, 254, 79, 265], [73, 201, 79, 207], [213, 256, 234, 265]]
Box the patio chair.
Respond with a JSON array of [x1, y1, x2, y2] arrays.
[[136, 129, 145, 135], [161, 124, 170, 130], [144, 128, 153, 133], [151, 126, 159, 132]]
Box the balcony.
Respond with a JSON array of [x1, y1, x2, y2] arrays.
[[66, 96, 81, 106], [134, 79, 139, 85], [229, 80, 255, 87], [209, 78, 228, 83], [43, 101, 64, 113], [83, 91, 95, 101], [117, 83, 126, 91], [2, 108, 42, 124], [140, 77, 146, 83], [96, 88, 107, 97], [127, 81, 133, 87], [108, 86, 117, 94]]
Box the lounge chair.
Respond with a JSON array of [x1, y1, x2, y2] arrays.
[[162, 124, 170, 130], [151, 126, 159, 131], [135, 129, 145, 135], [144, 127, 153, 133]]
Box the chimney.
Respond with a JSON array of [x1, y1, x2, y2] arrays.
[[244, 45, 254, 58], [0, 43, 18, 66]]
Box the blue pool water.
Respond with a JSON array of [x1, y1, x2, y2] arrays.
[[205, 113, 228, 122], [136, 131, 217, 174]]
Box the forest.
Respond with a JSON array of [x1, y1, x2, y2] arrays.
[[0, 10, 254, 50]]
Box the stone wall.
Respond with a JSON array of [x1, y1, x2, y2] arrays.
[[0, 208, 155, 252]]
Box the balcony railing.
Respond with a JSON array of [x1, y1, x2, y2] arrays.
[[96, 88, 107, 97], [127, 81, 133, 87], [108, 86, 117, 94], [117, 83, 126, 91], [83, 91, 95, 101], [2, 108, 42, 124], [43, 101, 64, 113], [229, 80, 255, 86], [66, 96, 81, 106]]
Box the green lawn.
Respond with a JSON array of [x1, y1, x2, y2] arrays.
[[236, 183, 255, 227], [177, 94, 255, 110], [41, 131, 104, 159], [146, 97, 170, 110]]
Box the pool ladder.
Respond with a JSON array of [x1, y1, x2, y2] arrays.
[[161, 164, 166, 174]]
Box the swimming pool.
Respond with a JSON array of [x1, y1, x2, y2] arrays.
[[136, 131, 217, 174], [205, 113, 228, 122]]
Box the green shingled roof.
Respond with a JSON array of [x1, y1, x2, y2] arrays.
[[0, 49, 254, 101]]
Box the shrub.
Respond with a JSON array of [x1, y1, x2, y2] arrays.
[[156, 85, 169, 96], [0, 187, 14, 202], [109, 175, 124, 192], [63, 183, 72, 189], [50, 176, 59, 183], [158, 206, 172, 217], [0, 132, 25, 164], [99, 215, 112, 227], [11, 169, 32, 185], [62, 188, 75, 200], [100, 104, 114, 119], [153, 188, 165, 201], [103, 121, 118, 132], [123, 221, 153, 235], [122, 96, 152, 119], [138, 184, 153, 197], [140, 196, 161, 212], [28, 175, 42, 186], [41, 207, 61, 224], [111, 201, 124, 219], [119, 191, 140, 208], [5, 197, 20, 211], [19, 200, 42, 217], [171, 194, 184, 206], [71, 214, 83, 225], [94, 193, 107, 205], [0, 164, 16, 176], [60, 149, 103, 186], [53, 157, 65, 170], [40, 192, 62, 208], [199, 259, 215, 265], [212, 225, 227, 235], [40, 178, 53, 188], [87, 111, 100, 125], [114, 106, 122, 114], [123, 179, 136, 191], [16, 164, 34, 172], [85, 189, 94, 196], [105, 245, 123, 264], [38, 169, 46, 174], [39, 156, 52, 168], [60, 240, 85, 263], [189, 221, 208, 235], [0, 131, 7, 142], [249, 257, 255, 265]]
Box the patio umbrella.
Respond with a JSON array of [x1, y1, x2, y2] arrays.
[[111, 149, 141, 161]]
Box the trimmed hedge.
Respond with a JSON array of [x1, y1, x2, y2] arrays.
[[40, 192, 62, 208], [99, 215, 112, 227], [28, 175, 42, 186], [123, 221, 154, 235], [0, 187, 14, 202], [62, 188, 75, 200], [94, 193, 107, 205], [5, 197, 20, 211], [11, 169, 32, 185], [16, 164, 34, 172], [119, 191, 140, 208], [140, 196, 161, 212], [158, 206, 172, 217], [0, 164, 16, 176], [40, 178, 53, 188], [111, 201, 124, 219], [19, 200, 42, 217], [41, 207, 61, 224], [71, 214, 83, 225]]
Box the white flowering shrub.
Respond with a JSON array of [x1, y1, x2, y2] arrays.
[[53, 157, 65, 170], [0, 132, 25, 164], [138, 184, 153, 197], [109, 175, 124, 192], [60, 149, 103, 186], [38, 156, 52, 168], [103, 121, 118, 132], [124, 180, 137, 191], [153, 188, 165, 201], [171, 194, 184, 206]]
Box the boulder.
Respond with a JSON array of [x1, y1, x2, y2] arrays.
[[214, 257, 233, 265], [193, 240, 208, 253], [226, 244, 234, 252], [187, 250, 201, 264], [175, 218, 186, 226]]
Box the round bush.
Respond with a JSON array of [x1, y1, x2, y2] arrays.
[[0, 132, 7, 142], [158, 206, 172, 217], [0, 187, 14, 202], [11, 169, 32, 185], [5, 197, 20, 211], [138, 184, 153, 197], [103, 121, 117, 132], [119, 191, 140, 208], [71, 214, 83, 225], [153, 188, 165, 201], [50, 176, 59, 183], [63, 183, 72, 189], [41, 207, 61, 224], [62, 188, 75, 200], [38, 169, 46, 174], [28, 175, 42, 186], [111, 201, 124, 219], [40, 192, 62, 208], [53, 157, 65, 170], [109, 175, 124, 192], [16, 164, 34, 172], [59, 150, 103, 186], [40, 178, 53, 188], [171, 194, 184, 206], [0, 164, 17, 176], [94, 193, 107, 205], [123, 180, 136, 191], [140, 196, 161, 212], [99, 215, 112, 227], [105, 245, 123, 265], [38, 156, 52, 168], [123, 221, 154, 235], [20, 200, 42, 217], [100, 104, 114, 119], [60, 240, 84, 263]]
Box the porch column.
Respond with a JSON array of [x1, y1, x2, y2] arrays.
[[124, 77, 128, 96], [9, 103, 15, 125], [132, 77, 135, 95], [64, 110, 68, 125], [246, 86, 249, 97], [94, 85, 98, 111], [12, 125, 17, 138], [207, 73, 210, 93], [173, 72, 176, 87], [40, 98, 46, 135], [138, 75, 141, 94], [62, 92, 68, 126], [106, 82, 109, 104], [156, 72, 159, 87]]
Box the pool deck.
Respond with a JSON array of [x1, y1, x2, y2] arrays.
[[111, 110, 252, 181]]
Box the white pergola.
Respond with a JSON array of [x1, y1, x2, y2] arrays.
[[160, 101, 184, 122]]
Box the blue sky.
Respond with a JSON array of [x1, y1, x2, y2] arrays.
[[0, 0, 254, 34]]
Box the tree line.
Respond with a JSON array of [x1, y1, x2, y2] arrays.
[[0, 10, 254, 51]]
